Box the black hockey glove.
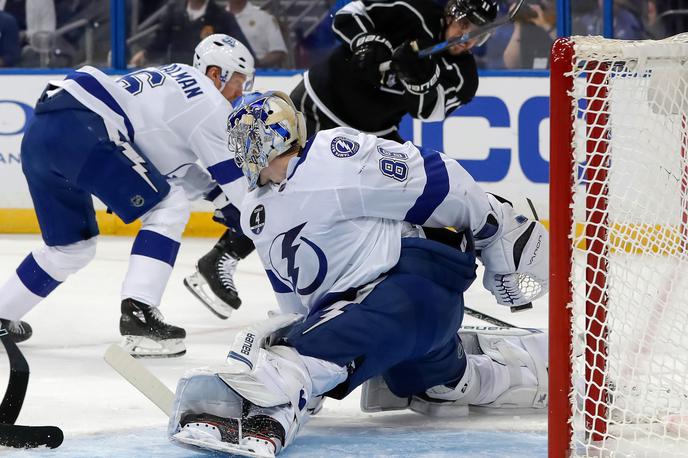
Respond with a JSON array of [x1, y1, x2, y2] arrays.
[[212, 204, 243, 233], [391, 40, 440, 95], [350, 34, 393, 86]]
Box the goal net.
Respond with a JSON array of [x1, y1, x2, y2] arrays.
[[549, 34, 688, 457]]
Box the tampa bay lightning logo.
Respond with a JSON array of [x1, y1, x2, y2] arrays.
[[269, 222, 327, 295], [330, 136, 359, 158], [222, 36, 237, 47]]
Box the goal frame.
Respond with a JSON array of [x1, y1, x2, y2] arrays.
[[549, 36, 577, 458], [549, 35, 688, 458]]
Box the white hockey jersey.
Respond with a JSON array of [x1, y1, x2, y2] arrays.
[[48, 64, 245, 203], [239, 127, 494, 315]]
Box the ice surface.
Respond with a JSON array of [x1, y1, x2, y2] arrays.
[[0, 235, 548, 457]]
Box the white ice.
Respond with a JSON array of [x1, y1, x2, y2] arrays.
[[0, 234, 548, 457]]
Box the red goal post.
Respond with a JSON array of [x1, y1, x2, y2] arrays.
[[549, 35, 688, 458]]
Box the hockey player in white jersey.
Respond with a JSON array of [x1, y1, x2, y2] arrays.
[[0, 34, 254, 356], [168, 92, 549, 456]]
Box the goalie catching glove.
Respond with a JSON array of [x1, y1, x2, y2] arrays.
[[475, 194, 548, 306]]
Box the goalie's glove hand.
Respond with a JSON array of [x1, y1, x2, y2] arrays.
[[478, 196, 549, 306], [350, 34, 393, 86], [391, 40, 440, 95]]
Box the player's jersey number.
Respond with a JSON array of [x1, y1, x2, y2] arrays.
[[379, 158, 408, 182], [119, 70, 166, 96]]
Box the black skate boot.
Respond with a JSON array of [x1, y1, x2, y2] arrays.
[[119, 298, 186, 358], [0, 319, 33, 343], [178, 413, 285, 456], [184, 229, 255, 319]]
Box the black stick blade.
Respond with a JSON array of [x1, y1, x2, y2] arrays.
[[0, 331, 29, 425], [0, 424, 63, 449]]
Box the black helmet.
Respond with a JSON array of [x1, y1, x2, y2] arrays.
[[445, 0, 498, 26]]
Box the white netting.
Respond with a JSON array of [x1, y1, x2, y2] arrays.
[[568, 34, 688, 457]]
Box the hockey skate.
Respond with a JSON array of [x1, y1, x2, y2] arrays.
[[184, 231, 246, 319], [119, 298, 186, 358], [0, 319, 33, 343]]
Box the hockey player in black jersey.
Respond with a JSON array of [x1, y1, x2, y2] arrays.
[[290, 0, 498, 142]]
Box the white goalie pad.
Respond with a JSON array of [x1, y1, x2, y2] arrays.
[[459, 327, 548, 411], [168, 368, 279, 458], [168, 368, 245, 436], [360, 376, 411, 413], [360, 327, 548, 416]]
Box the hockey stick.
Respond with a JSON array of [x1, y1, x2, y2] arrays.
[[379, 0, 528, 72], [104, 343, 174, 417], [464, 306, 518, 328], [0, 328, 63, 449], [0, 329, 28, 425]]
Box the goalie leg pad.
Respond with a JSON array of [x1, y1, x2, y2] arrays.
[[458, 327, 548, 410], [401, 328, 548, 416], [169, 369, 279, 457], [360, 376, 411, 413], [170, 342, 347, 456]]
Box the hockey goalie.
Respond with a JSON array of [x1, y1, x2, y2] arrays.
[[167, 92, 548, 456]]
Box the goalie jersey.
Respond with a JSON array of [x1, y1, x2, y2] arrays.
[[239, 127, 495, 315], [47, 64, 245, 202]]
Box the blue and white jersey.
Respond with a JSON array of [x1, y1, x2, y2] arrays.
[[239, 127, 494, 315], [48, 64, 245, 204]]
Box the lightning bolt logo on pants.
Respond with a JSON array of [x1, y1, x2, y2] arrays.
[[120, 142, 158, 192]]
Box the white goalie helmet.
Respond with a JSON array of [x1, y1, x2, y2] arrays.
[[228, 91, 307, 191], [193, 34, 255, 91]]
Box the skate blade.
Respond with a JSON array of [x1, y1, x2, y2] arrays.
[[183, 273, 234, 320], [120, 336, 186, 358], [173, 430, 275, 458]]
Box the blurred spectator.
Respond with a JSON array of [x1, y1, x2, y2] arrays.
[[503, 0, 556, 69], [0, 0, 55, 44], [130, 0, 253, 67], [478, 0, 514, 69], [572, 0, 644, 40], [47, 0, 108, 66], [0, 10, 20, 66], [295, 3, 338, 68], [645, 0, 688, 39], [137, 0, 168, 23], [646, 0, 670, 38], [0, 0, 26, 30], [26, 0, 55, 41], [226, 0, 287, 68]]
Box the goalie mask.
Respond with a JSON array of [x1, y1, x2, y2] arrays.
[[228, 91, 307, 191], [193, 34, 255, 92]]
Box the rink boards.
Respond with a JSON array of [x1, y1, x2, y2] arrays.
[[0, 70, 550, 236]]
